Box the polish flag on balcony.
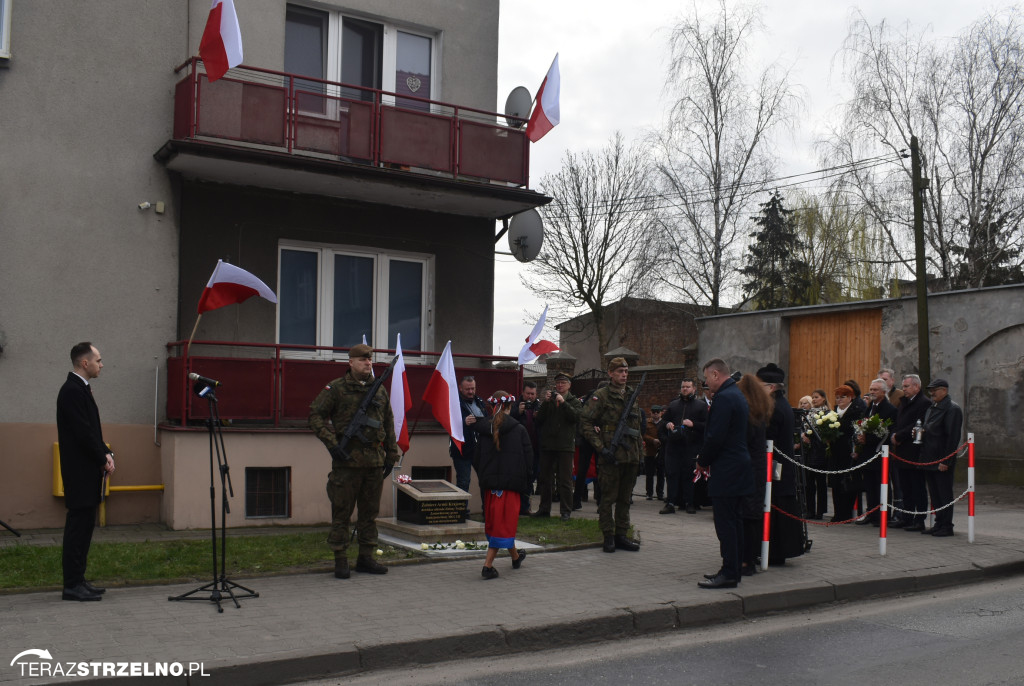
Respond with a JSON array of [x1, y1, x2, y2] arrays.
[[390, 334, 413, 453], [199, 0, 243, 83], [197, 260, 278, 314], [423, 341, 464, 454], [526, 54, 560, 143], [518, 305, 560, 364]]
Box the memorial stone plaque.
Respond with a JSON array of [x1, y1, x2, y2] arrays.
[[396, 480, 469, 525]]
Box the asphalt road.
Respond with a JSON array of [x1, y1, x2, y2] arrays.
[[308, 577, 1024, 686]]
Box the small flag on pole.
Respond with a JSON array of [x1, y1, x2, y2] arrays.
[[526, 54, 560, 143], [199, 0, 243, 82], [197, 260, 277, 314], [390, 334, 413, 453], [423, 341, 464, 454], [518, 305, 560, 364]]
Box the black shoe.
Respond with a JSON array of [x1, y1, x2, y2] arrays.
[[334, 554, 350, 579], [741, 565, 757, 577], [355, 556, 388, 574], [82, 581, 106, 595], [646, 493, 654, 500], [888, 519, 907, 528], [512, 549, 526, 569], [921, 526, 937, 535], [530, 511, 551, 518], [659, 503, 676, 514], [614, 535, 640, 551], [703, 569, 724, 580], [560, 512, 571, 521], [572, 503, 583, 511], [685, 506, 697, 514], [62, 584, 101, 601], [932, 528, 954, 537], [603, 535, 616, 553], [698, 573, 738, 589], [904, 523, 925, 532], [855, 518, 873, 526], [481, 565, 499, 580]]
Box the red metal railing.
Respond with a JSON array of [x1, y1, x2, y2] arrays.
[[172, 57, 530, 186], [166, 340, 522, 428]]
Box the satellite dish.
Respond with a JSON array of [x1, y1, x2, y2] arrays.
[[504, 86, 532, 129], [508, 209, 544, 263]]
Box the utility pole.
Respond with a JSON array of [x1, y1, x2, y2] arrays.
[[910, 136, 931, 385]]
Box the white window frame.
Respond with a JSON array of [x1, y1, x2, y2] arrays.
[[0, 0, 12, 61], [287, 3, 441, 104], [276, 239, 434, 360]]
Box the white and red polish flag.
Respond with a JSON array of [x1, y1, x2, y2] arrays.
[[423, 341, 464, 454], [390, 334, 413, 453], [518, 305, 560, 364], [199, 0, 243, 82], [197, 259, 277, 313], [526, 54, 560, 143]]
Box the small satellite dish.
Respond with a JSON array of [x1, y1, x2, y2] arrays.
[[504, 86, 532, 129], [508, 209, 544, 263]]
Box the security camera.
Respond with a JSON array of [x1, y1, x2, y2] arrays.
[[138, 201, 152, 210]]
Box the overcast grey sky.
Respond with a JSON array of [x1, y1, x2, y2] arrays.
[[489, 0, 1018, 357]]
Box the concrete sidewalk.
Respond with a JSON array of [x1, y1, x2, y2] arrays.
[[2, 489, 1023, 685]]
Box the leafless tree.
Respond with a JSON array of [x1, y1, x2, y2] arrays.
[[653, 0, 800, 314], [825, 8, 1024, 289], [522, 133, 661, 358]]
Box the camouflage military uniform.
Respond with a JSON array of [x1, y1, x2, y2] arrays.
[[582, 384, 642, 537], [309, 370, 400, 555]]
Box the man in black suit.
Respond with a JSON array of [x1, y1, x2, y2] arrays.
[[56, 342, 115, 601], [696, 359, 754, 589], [856, 378, 898, 526], [890, 374, 930, 531]]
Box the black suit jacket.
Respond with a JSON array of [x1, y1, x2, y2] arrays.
[[892, 392, 930, 465], [56, 373, 108, 509]]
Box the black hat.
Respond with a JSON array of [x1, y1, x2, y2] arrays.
[[926, 378, 949, 389], [651, 404, 663, 412], [756, 363, 785, 384]]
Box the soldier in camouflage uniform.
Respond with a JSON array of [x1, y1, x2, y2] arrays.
[[309, 344, 400, 579], [581, 357, 642, 553]]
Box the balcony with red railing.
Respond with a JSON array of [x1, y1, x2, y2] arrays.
[[158, 58, 546, 219], [165, 340, 522, 429]]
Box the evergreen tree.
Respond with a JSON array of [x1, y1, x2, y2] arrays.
[[741, 192, 811, 309]]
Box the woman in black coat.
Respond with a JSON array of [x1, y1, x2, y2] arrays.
[[800, 390, 830, 519], [830, 385, 865, 521], [472, 391, 532, 579]]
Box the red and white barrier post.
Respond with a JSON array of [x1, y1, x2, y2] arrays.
[[761, 440, 773, 571], [879, 446, 889, 556], [968, 433, 975, 543]]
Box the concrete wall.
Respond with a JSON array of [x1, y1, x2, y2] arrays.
[[697, 284, 1024, 482]]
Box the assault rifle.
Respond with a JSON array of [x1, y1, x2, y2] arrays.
[[336, 354, 399, 461], [601, 372, 647, 464]]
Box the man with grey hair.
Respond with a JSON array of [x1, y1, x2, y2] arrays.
[[878, 368, 903, 408], [856, 378, 898, 526], [890, 374, 930, 530]]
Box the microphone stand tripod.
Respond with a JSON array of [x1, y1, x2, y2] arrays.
[[0, 518, 20, 537], [168, 385, 258, 612]]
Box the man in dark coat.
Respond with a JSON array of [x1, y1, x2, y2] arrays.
[[449, 376, 488, 516], [856, 378, 898, 526], [56, 342, 116, 601], [919, 379, 963, 537], [757, 363, 803, 563], [696, 358, 754, 589], [890, 374, 931, 530], [659, 379, 707, 514]]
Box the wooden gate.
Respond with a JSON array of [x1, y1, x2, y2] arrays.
[[787, 309, 882, 403]]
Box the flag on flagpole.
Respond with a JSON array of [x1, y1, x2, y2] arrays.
[[518, 305, 561, 364], [390, 334, 413, 453], [423, 341, 464, 453], [526, 54, 560, 143], [199, 0, 243, 82], [197, 259, 277, 313]]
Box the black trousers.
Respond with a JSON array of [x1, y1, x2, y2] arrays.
[[644, 454, 664, 498], [863, 467, 882, 522], [665, 453, 695, 507], [925, 469, 955, 530], [901, 468, 928, 525], [574, 443, 600, 506], [805, 470, 828, 517], [711, 496, 744, 581], [63, 505, 97, 588]]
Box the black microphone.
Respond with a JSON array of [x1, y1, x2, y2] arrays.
[[188, 372, 223, 388]]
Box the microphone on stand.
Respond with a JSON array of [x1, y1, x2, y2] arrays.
[[189, 372, 223, 388]]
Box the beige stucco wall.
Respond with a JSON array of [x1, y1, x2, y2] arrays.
[[160, 430, 467, 530]]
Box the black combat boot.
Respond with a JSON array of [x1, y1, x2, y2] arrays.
[[355, 556, 388, 574], [603, 535, 616, 553], [334, 552, 350, 579], [614, 535, 640, 551]]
